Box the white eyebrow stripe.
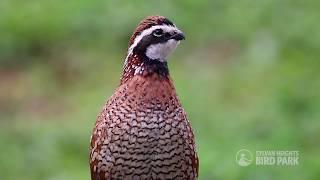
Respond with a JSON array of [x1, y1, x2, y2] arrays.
[[123, 24, 177, 67], [127, 24, 178, 56]]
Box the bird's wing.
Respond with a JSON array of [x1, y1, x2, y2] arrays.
[[89, 114, 110, 180], [181, 110, 199, 177]]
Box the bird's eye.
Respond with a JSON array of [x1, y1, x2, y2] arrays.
[[153, 29, 163, 37]]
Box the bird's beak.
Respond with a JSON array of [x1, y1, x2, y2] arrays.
[[171, 30, 185, 41]]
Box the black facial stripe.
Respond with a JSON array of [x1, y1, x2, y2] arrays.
[[134, 19, 174, 38], [133, 33, 171, 55]]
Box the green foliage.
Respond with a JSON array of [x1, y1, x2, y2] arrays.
[[0, 0, 320, 179]]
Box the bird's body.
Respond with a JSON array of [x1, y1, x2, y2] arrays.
[[90, 16, 198, 180]]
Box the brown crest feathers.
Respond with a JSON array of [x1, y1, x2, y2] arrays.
[[128, 15, 174, 47]]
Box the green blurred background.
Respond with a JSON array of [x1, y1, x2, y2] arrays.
[[1, 0, 319, 179]]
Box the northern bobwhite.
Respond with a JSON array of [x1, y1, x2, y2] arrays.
[[89, 15, 198, 180]]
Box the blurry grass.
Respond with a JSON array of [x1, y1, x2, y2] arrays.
[[1, 0, 320, 180]]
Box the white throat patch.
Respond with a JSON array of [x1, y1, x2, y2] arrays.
[[145, 39, 179, 61], [124, 25, 180, 65], [128, 25, 178, 54]]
